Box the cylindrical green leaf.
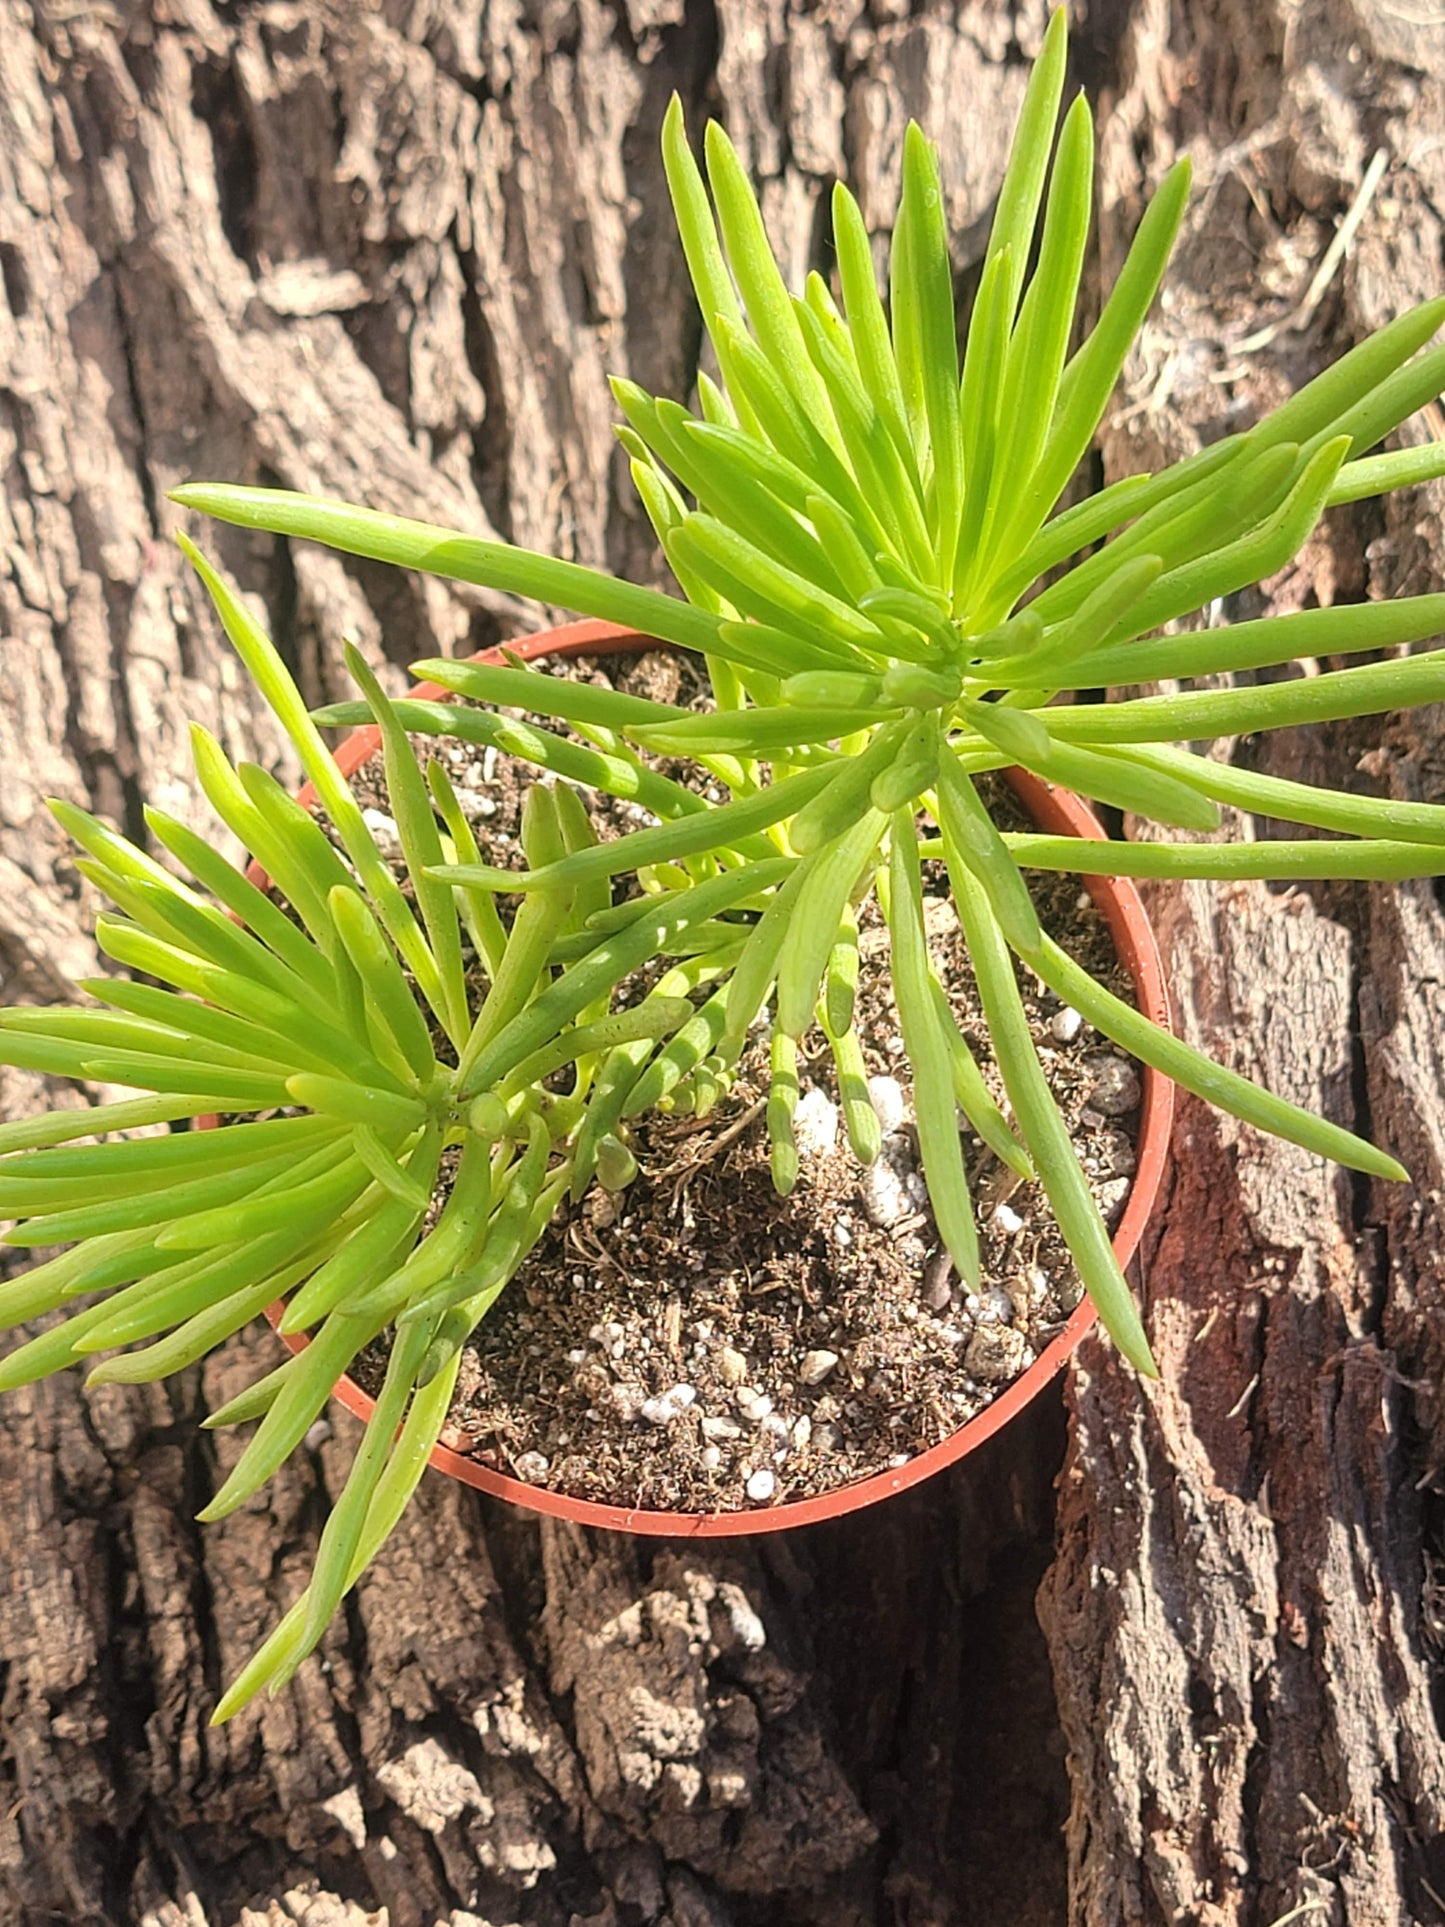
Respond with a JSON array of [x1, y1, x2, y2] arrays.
[[884, 819, 980, 1285]]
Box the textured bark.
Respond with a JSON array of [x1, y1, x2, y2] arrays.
[[2, 1, 1444, 1923]]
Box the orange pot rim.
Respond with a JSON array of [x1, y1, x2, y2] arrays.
[[255, 618, 1174, 1534]]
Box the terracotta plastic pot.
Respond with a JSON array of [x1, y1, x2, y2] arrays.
[[259, 618, 1174, 1535]]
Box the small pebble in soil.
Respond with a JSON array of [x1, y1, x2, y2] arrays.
[[745, 1468, 777, 1502], [964, 1324, 1031, 1382], [867, 1074, 908, 1136], [1050, 1006, 1085, 1044], [610, 1382, 647, 1421], [1098, 1176, 1132, 1222], [701, 1413, 742, 1441], [923, 1248, 955, 1310], [793, 1087, 840, 1156], [702, 1446, 722, 1471], [1091, 1129, 1138, 1179], [969, 1284, 1015, 1325], [361, 808, 401, 858], [861, 1155, 911, 1226], [718, 1346, 747, 1384], [513, 1452, 550, 1483], [992, 1202, 1024, 1235], [1084, 1054, 1143, 1116], [736, 1388, 774, 1422], [640, 1384, 696, 1426], [800, 1349, 840, 1385]]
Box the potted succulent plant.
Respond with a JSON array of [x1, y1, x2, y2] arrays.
[[5, 8, 1445, 1718], [264, 613, 1175, 1538]]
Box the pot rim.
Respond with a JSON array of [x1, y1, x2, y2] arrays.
[[263, 617, 1174, 1534]]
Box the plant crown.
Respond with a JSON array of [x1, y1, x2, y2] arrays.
[[4, 6, 1444, 1716]]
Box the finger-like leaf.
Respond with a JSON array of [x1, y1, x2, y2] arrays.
[[793, 295, 937, 579], [143, 806, 337, 1000], [153, 1147, 369, 1254], [949, 863, 1156, 1374], [0, 1225, 168, 1325], [198, 1300, 390, 1522], [983, 94, 1093, 574], [291, 1315, 436, 1665], [1047, 645, 1445, 743], [660, 94, 758, 434], [409, 658, 684, 730], [986, 555, 1163, 690], [1248, 296, 1445, 458], [933, 751, 1041, 957], [1134, 741, 1445, 845], [979, 4, 1069, 328], [498, 999, 694, 1096], [789, 724, 907, 855], [832, 180, 919, 485], [458, 857, 791, 1099], [314, 696, 712, 829], [280, 1165, 435, 1332], [209, 1347, 461, 1721], [993, 157, 1191, 565], [622, 988, 731, 1117], [1005, 831, 1445, 883], [870, 716, 939, 815], [709, 318, 899, 563], [438, 763, 833, 895], [670, 514, 889, 653], [628, 705, 886, 756], [884, 819, 980, 1284], [776, 810, 885, 1037], [178, 536, 452, 1032], [1092, 436, 1352, 643], [0, 1096, 212, 1154], [1033, 931, 1407, 1180], [425, 759, 508, 981], [327, 886, 437, 1084], [1071, 590, 1445, 689], [619, 384, 851, 597], [821, 1008, 882, 1166], [1028, 438, 1298, 631], [171, 487, 724, 658], [86, 1255, 316, 1388], [703, 118, 838, 440], [959, 709, 1222, 831], [955, 245, 1014, 599], [343, 644, 468, 1044], [924, 974, 1033, 1180], [767, 1029, 800, 1195]]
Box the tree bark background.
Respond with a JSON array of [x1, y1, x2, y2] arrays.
[[3, 0, 1445, 1922]]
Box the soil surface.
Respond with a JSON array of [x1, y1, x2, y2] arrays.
[[344, 651, 1144, 1512]]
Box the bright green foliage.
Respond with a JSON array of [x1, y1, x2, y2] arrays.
[[173, 3, 1445, 1386], [0, 555, 711, 1719], [9, 6, 1445, 1716]]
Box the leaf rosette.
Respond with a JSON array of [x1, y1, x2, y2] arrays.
[[176, 11, 1445, 1376], [6, 4, 1445, 1714]]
